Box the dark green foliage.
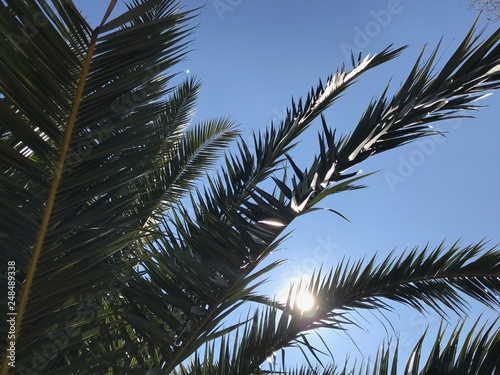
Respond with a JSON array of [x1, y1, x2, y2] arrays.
[[1, 1, 499, 374]]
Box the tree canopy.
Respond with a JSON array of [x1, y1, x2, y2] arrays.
[[0, 1, 499, 374]]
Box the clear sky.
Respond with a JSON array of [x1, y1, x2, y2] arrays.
[[75, 0, 499, 371]]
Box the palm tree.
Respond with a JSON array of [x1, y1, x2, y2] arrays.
[[1, 1, 499, 374]]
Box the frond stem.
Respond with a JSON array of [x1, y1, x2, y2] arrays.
[[0, 20, 101, 375]]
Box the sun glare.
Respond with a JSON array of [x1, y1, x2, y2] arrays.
[[295, 291, 315, 311]]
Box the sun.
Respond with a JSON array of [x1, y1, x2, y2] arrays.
[[295, 291, 315, 312]]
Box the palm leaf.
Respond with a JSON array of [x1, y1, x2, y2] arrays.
[[336, 318, 500, 375], [283, 21, 500, 215], [0, 1, 237, 373], [200, 241, 499, 374], [114, 25, 499, 373], [2, 1, 500, 373], [113, 46, 404, 374], [174, 318, 499, 374]]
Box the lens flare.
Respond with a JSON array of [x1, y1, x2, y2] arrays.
[[295, 291, 315, 311]]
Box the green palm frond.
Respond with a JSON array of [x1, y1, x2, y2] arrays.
[[0, 1, 237, 373], [173, 318, 500, 374], [93, 24, 500, 373], [147, 24, 500, 373], [2, 1, 500, 374], [281, 21, 500, 215], [109, 47, 404, 374], [335, 318, 500, 375], [200, 241, 499, 374]]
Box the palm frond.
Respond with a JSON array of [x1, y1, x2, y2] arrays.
[[107, 25, 500, 373], [335, 318, 500, 375], [203, 241, 499, 374], [111, 47, 404, 374], [281, 21, 500, 215], [2, 1, 499, 373], [0, 1, 238, 373], [174, 318, 499, 375]]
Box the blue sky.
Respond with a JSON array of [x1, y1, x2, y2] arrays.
[[76, 0, 499, 370]]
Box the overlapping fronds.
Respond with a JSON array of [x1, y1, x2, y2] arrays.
[[107, 23, 500, 374], [1, 1, 499, 374], [334, 318, 500, 375], [172, 319, 500, 375], [142, 22, 500, 373], [116, 45, 405, 374], [176, 241, 499, 374], [0, 1, 237, 373], [283, 22, 500, 215]]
